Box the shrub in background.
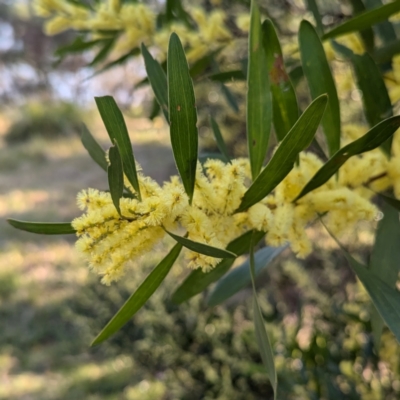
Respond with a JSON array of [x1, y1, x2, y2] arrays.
[[7, 0, 400, 398], [5, 101, 83, 144]]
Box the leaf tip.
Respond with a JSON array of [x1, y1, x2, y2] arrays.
[[90, 337, 101, 347], [169, 31, 180, 44]]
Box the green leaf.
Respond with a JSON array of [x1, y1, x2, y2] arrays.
[[323, 1, 400, 40], [209, 117, 231, 163], [164, 0, 193, 28], [89, 37, 117, 67], [295, 116, 400, 201], [364, 0, 397, 45], [207, 244, 286, 307], [348, 0, 375, 52], [171, 230, 265, 304], [262, 19, 299, 142], [95, 96, 141, 200], [373, 40, 400, 64], [167, 33, 198, 204], [331, 41, 392, 154], [141, 43, 169, 122], [249, 232, 278, 397], [55, 37, 103, 58], [173, 259, 235, 304], [305, 0, 324, 34], [88, 48, 140, 79], [198, 153, 227, 164], [65, 0, 91, 9], [288, 65, 304, 87], [81, 124, 108, 171], [149, 98, 161, 120], [236, 94, 327, 213], [189, 51, 221, 78], [221, 83, 239, 113], [165, 230, 237, 259], [349, 259, 400, 344], [323, 223, 400, 344], [108, 144, 124, 216], [7, 220, 76, 235], [378, 193, 400, 211], [91, 243, 182, 346], [208, 70, 246, 83], [299, 20, 340, 156], [369, 204, 400, 349], [247, 0, 272, 179]]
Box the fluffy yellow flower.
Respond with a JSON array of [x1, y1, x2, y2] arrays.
[[71, 125, 400, 283], [34, 0, 232, 63]]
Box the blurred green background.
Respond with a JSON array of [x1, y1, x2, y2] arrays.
[[1, 1, 400, 399]]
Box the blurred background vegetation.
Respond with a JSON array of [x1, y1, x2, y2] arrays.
[[1, 0, 400, 399]]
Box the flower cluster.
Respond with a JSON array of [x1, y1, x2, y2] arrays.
[[72, 128, 400, 284], [33, 0, 233, 63]]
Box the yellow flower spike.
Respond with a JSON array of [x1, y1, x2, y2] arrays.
[[109, 0, 121, 13], [191, 8, 208, 29], [44, 16, 72, 35], [266, 203, 294, 247], [236, 14, 251, 32], [392, 130, 400, 157], [71, 116, 400, 284], [288, 223, 312, 259], [248, 204, 273, 232]]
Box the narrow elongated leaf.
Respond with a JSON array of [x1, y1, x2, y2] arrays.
[[348, 0, 375, 52], [323, 223, 400, 344], [167, 33, 198, 204], [371, 206, 395, 271], [81, 124, 108, 171], [300, 21, 340, 156], [305, 0, 324, 34], [189, 51, 221, 78], [198, 153, 227, 164], [263, 19, 299, 142], [164, 0, 193, 28], [141, 43, 169, 121], [173, 259, 235, 304], [7, 220, 76, 235], [55, 37, 103, 58], [91, 243, 182, 346], [373, 40, 400, 64], [354, 264, 400, 344], [166, 230, 236, 258], [295, 116, 400, 201], [364, 0, 397, 45], [221, 83, 239, 113], [249, 233, 278, 397], [108, 145, 124, 216], [247, 0, 272, 179], [379, 193, 400, 211], [288, 65, 304, 87], [208, 70, 246, 83], [207, 244, 286, 306], [88, 48, 140, 79], [149, 98, 161, 120], [369, 204, 400, 349], [332, 41, 392, 154], [89, 37, 116, 67], [95, 96, 141, 200], [210, 117, 231, 163], [171, 230, 265, 304], [65, 0, 91, 9], [323, 1, 400, 40], [236, 95, 327, 213]]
